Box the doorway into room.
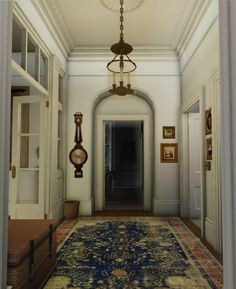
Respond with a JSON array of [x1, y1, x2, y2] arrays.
[[181, 98, 204, 238], [187, 103, 201, 230], [104, 121, 144, 210]]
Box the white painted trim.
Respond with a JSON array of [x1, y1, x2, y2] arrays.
[[79, 199, 94, 216], [153, 198, 180, 216], [32, 0, 73, 58], [180, 87, 205, 238], [0, 1, 12, 287], [180, 1, 218, 72], [172, 0, 209, 51], [212, 70, 222, 254], [11, 60, 49, 96], [51, 199, 64, 219], [10, 96, 46, 219], [69, 45, 178, 61], [94, 114, 152, 211], [219, 1, 236, 286]]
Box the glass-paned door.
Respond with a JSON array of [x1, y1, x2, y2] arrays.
[[10, 96, 46, 219]]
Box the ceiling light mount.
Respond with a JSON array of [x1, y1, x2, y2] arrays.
[[107, 0, 137, 96], [101, 0, 143, 13]]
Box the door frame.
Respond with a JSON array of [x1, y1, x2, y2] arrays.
[[212, 70, 222, 253], [180, 88, 206, 238], [94, 114, 152, 211]]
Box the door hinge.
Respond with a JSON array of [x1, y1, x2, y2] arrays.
[[46, 100, 49, 108], [11, 166, 16, 178]]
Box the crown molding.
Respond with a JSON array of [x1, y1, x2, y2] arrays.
[[171, 0, 199, 49], [174, 0, 211, 57], [69, 45, 178, 61], [180, 1, 218, 71], [32, 0, 74, 58]]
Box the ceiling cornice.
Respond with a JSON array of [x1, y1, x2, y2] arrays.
[[32, 0, 74, 58], [69, 45, 178, 61], [171, 0, 198, 49], [173, 0, 211, 56], [31, 0, 211, 62]]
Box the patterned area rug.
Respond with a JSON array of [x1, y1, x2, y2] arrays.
[[44, 217, 223, 289]]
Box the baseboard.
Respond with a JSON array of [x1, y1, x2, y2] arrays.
[[79, 198, 94, 216], [153, 198, 180, 216], [51, 200, 64, 220], [205, 217, 216, 249]]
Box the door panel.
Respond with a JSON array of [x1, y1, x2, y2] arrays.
[[188, 113, 201, 219], [10, 96, 46, 219]]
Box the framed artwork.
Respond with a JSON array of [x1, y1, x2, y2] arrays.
[[205, 108, 212, 135], [163, 126, 175, 139], [206, 137, 212, 160], [160, 143, 178, 163]]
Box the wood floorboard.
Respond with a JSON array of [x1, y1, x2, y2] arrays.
[[181, 218, 223, 264]]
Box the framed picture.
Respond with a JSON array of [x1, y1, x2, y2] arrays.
[[205, 108, 212, 135], [206, 137, 212, 160], [163, 126, 175, 139], [160, 143, 178, 163]]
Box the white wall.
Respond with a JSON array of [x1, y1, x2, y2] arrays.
[[181, 2, 220, 250], [67, 58, 181, 215]]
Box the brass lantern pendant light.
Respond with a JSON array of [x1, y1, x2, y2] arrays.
[[107, 0, 137, 96]]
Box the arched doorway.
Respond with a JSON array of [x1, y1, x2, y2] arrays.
[[92, 90, 155, 212]]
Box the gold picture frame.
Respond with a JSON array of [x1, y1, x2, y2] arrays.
[[160, 143, 178, 163], [206, 137, 212, 160], [163, 126, 175, 139], [205, 108, 212, 135]]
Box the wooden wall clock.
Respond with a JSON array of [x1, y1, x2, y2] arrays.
[[69, 112, 88, 178]]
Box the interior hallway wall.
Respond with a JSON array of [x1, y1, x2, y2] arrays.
[[66, 57, 181, 215], [181, 1, 220, 250]]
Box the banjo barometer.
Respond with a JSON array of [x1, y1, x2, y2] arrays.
[[69, 112, 88, 178]]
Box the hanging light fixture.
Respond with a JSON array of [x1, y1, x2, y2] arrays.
[[107, 0, 137, 96]]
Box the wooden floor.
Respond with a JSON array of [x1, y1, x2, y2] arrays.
[[182, 218, 223, 264], [93, 210, 154, 216]]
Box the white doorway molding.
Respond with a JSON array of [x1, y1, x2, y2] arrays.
[[92, 89, 155, 212], [219, 1, 236, 287], [0, 1, 12, 287], [180, 88, 205, 238]]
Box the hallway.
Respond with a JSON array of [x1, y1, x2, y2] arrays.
[[3, 0, 236, 287], [44, 217, 223, 289]]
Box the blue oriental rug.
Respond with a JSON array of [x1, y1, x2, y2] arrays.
[[44, 217, 222, 289]]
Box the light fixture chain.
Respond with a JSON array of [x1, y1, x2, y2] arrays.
[[120, 0, 124, 39]]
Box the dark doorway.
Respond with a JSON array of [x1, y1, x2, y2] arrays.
[[105, 121, 144, 210]]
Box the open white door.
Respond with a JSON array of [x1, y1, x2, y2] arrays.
[[9, 96, 46, 219], [188, 113, 201, 219]]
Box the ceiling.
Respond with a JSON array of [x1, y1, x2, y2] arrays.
[[33, 0, 208, 56]]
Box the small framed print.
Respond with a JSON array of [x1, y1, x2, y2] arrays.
[[205, 108, 212, 135], [161, 143, 178, 163], [163, 126, 175, 139], [206, 137, 212, 160]]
